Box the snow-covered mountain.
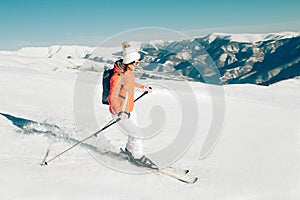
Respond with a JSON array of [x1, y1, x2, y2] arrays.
[[203, 32, 300, 43], [136, 32, 300, 85], [0, 45, 94, 59], [1, 32, 299, 85]]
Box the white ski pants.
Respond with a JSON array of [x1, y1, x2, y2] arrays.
[[116, 117, 144, 158]]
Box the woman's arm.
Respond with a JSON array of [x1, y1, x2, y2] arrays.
[[108, 74, 123, 113]]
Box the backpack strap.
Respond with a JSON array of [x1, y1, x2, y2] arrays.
[[117, 72, 125, 86]]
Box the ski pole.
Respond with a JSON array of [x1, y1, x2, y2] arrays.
[[134, 87, 151, 102], [42, 119, 119, 165], [41, 89, 150, 166]]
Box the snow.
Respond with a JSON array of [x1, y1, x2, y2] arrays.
[[0, 48, 299, 199], [206, 32, 300, 43], [219, 53, 228, 63], [0, 45, 95, 59]]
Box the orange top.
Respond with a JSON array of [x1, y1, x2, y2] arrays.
[[108, 60, 144, 114]]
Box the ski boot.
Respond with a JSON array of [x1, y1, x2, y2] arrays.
[[121, 148, 158, 170]]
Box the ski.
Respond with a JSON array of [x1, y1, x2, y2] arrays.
[[148, 167, 198, 184], [119, 148, 198, 184], [39, 132, 197, 184], [161, 166, 189, 176]]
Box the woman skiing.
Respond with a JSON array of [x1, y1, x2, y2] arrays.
[[108, 41, 157, 169]]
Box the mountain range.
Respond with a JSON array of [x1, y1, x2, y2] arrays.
[[1, 32, 299, 85], [133, 32, 300, 85]]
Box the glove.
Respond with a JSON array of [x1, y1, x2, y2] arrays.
[[116, 111, 130, 120], [142, 86, 152, 93]]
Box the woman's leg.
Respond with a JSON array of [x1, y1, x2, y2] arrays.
[[117, 118, 143, 158]]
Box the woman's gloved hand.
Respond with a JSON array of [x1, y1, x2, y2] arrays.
[[142, 86, 152, 93], [115, 111, 130, 120]]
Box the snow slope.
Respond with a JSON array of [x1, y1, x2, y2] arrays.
[[0, 52, 299, 199]]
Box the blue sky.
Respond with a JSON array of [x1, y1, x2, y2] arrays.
[[0, 0, 299, 50]]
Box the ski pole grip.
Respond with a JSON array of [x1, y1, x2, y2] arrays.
[[145, 86, 152, 94], [134, 86, 152, 102]]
